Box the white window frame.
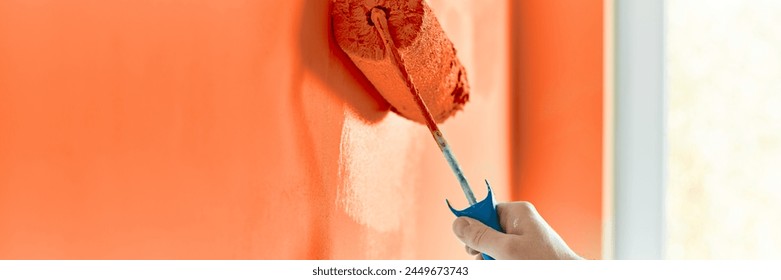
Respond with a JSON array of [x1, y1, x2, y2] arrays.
[[609, 0, 666, 259]]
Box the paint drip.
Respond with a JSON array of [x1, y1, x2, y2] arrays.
[[331, 0, 470, 124]]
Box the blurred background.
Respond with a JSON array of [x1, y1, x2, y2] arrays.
[[0, 0, 779, 259], [666, 0, 781, 258]]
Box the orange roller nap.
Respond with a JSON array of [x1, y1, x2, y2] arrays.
[[331, 0, 469, 124]]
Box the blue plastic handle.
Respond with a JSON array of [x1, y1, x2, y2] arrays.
[[446, 180, 503, 260]]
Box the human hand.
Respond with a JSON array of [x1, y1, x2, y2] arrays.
[[452, 202, 583, 260]]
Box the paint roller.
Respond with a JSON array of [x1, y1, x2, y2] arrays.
[[331, 0, 503, 260]]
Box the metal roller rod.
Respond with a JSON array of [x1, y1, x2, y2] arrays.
[[370, 7, 477, 205]]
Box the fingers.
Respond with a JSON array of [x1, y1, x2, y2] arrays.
[[496, 201, 538, 235], [453, 201, 582, 260], [452, 216, 511, 258]]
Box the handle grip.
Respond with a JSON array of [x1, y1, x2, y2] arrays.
[[446, 180, 503, 260]]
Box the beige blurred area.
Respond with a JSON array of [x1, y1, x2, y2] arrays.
[[667, 0, 781, 258]]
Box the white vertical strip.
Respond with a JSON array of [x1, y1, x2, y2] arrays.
[[614, 0, 666, 259], [602, 0, 616, 261]]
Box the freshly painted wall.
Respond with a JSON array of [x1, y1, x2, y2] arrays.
[[0, 0, 509, 259], [510, 0, 604, 259]]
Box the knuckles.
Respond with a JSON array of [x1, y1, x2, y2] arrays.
[[498, 201, 537, 218], [470, 226, 489, 248]]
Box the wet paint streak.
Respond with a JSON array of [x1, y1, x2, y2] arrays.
[[336, 107, 419, 234]]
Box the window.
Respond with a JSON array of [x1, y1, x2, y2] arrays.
[[667, 0, 781, 258]]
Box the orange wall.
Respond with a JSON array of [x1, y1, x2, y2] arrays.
[[0, 1, 509, 259], [510, 0, 604, 259]]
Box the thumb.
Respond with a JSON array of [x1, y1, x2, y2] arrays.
[[452, 217, 509, 258]]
